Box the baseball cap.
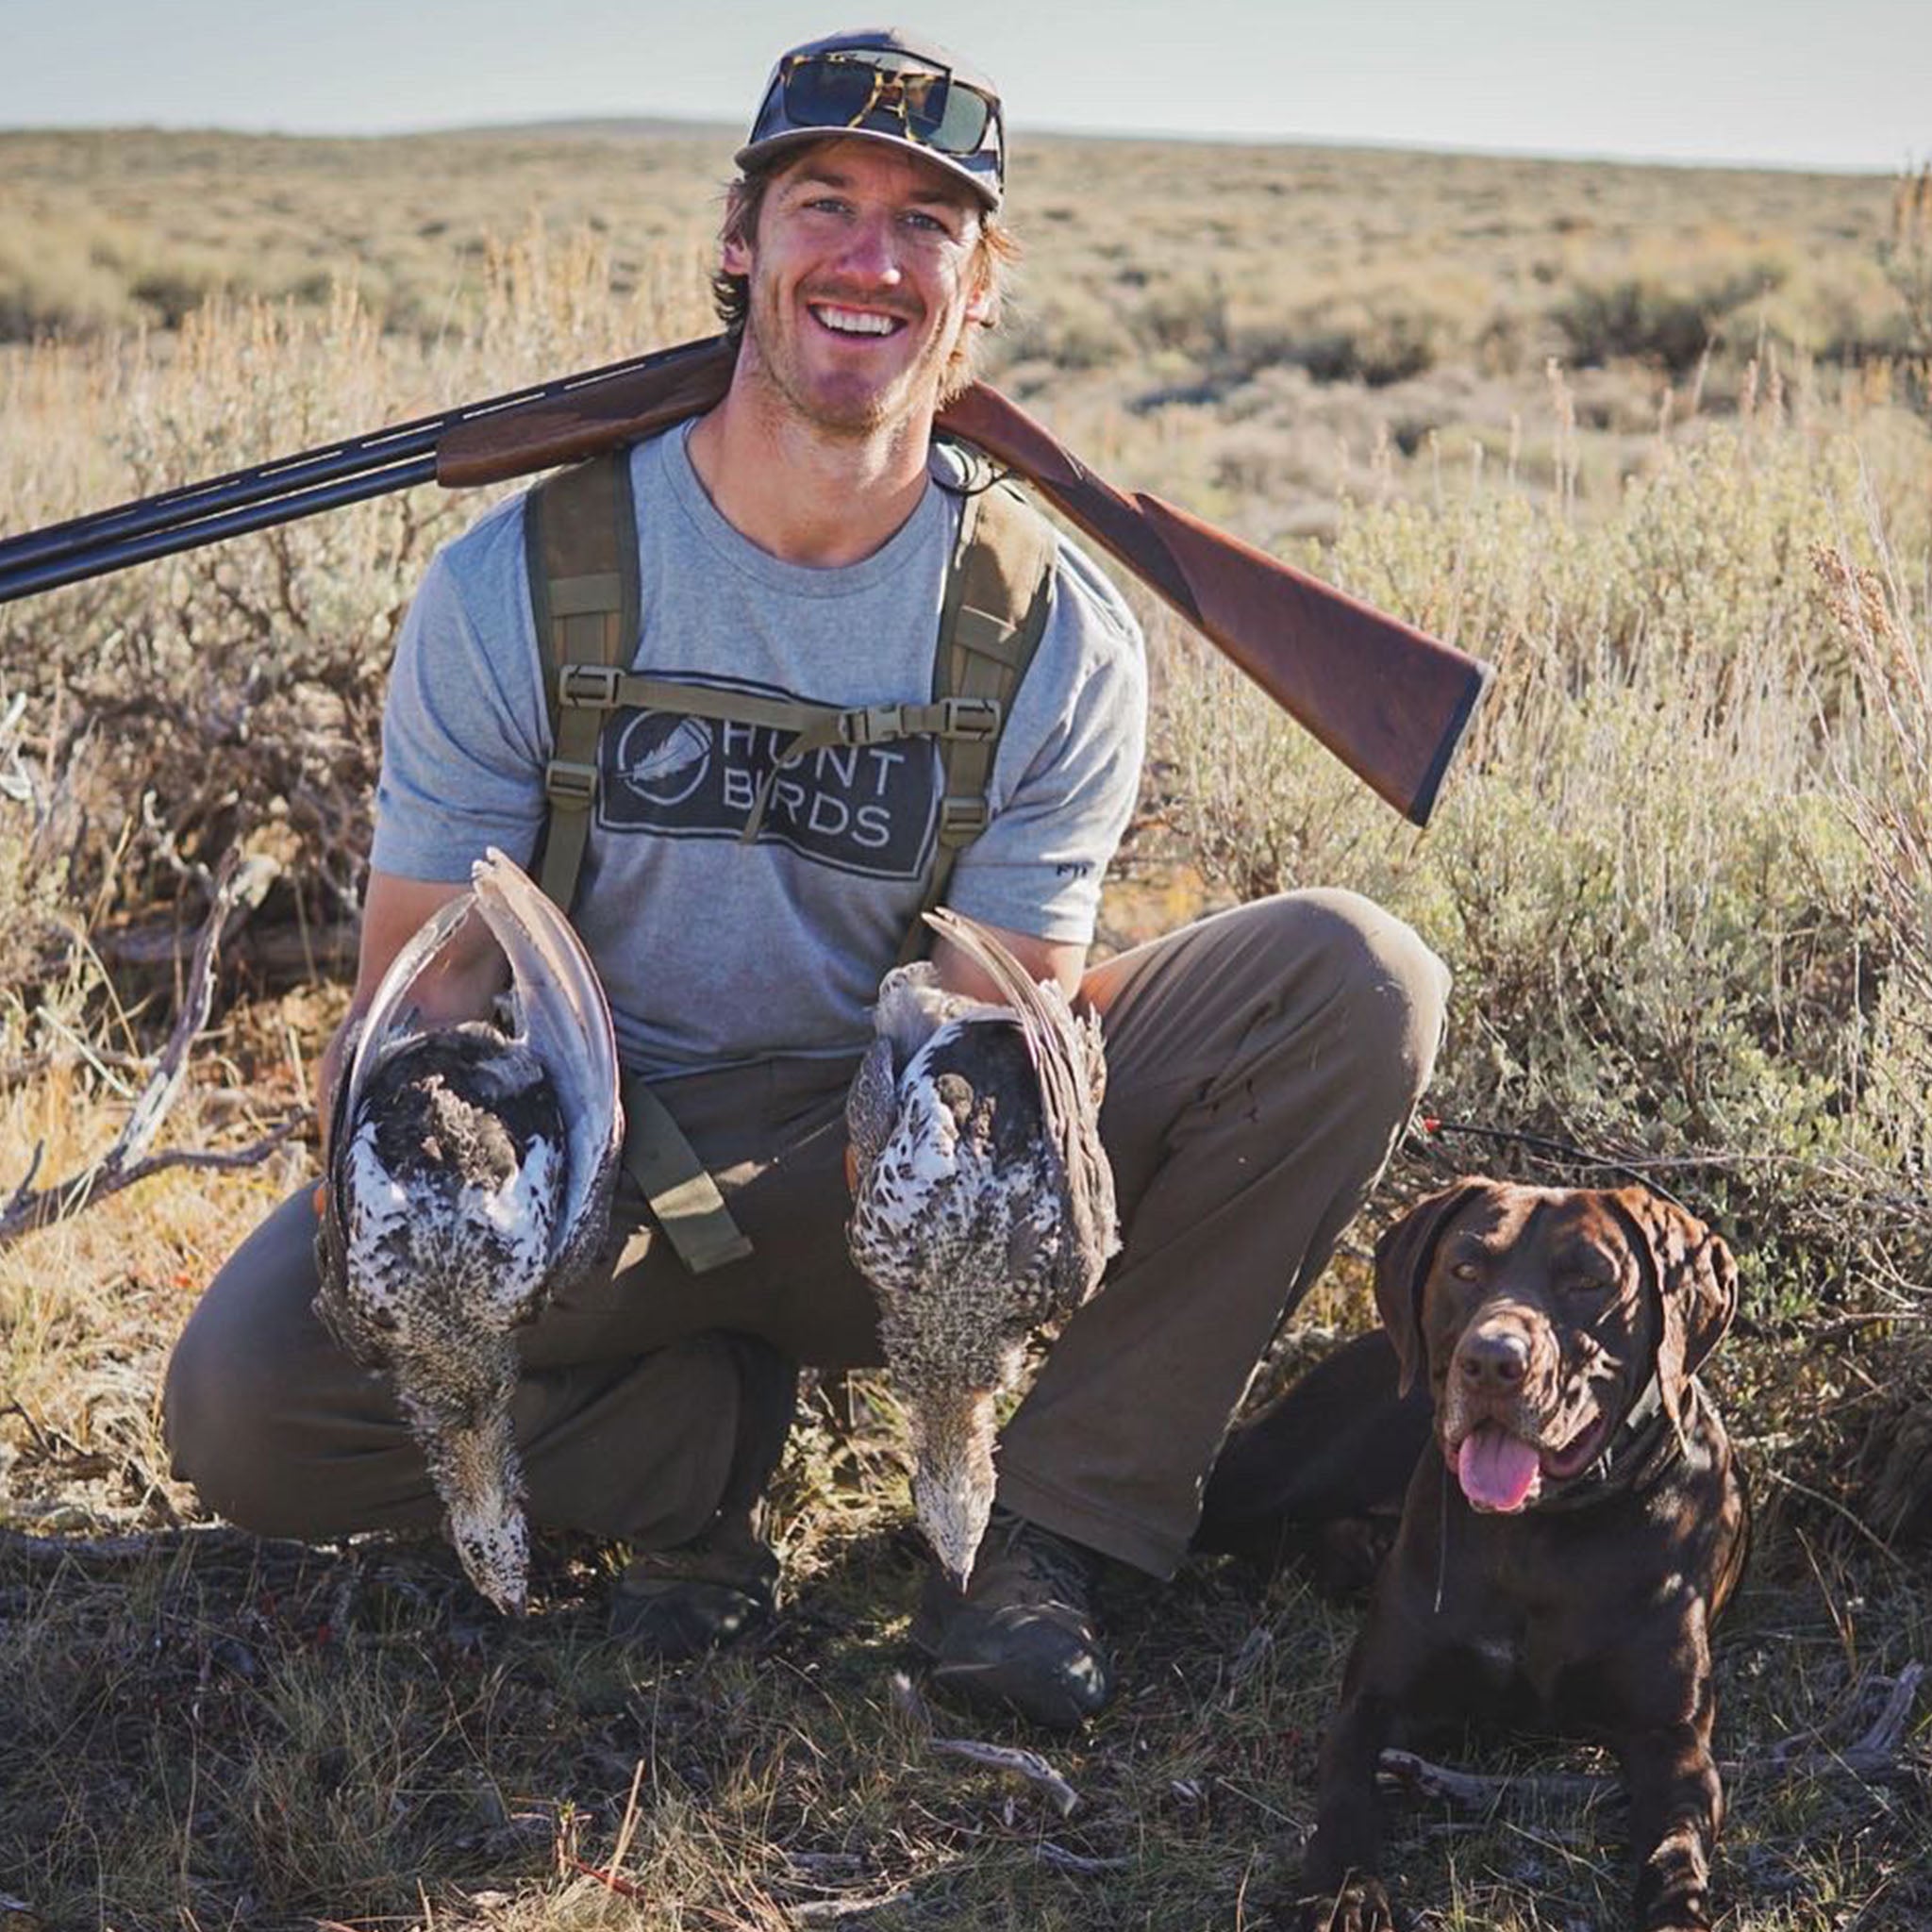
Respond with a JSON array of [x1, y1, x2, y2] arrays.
[[736, 27, 1006, 211]]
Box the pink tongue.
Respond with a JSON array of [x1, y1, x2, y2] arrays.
[[1457, 1425, 1542, 1512]]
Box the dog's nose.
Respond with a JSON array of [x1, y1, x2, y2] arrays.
[[1457, 1326, 1530, 1388]]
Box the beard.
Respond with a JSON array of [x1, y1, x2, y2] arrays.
[[742, 275, 958, 438]]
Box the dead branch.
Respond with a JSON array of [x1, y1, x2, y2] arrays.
[[788, 1893, 912, 1924], [1032, 1842, 1130, 1874], [1377, 1750, 1607, 1808], [0, 853, 300, 1249], [1766, 1661, 1925, 1781], [928, 1737, 1082, 1817], [95, 914, 358, 977], [1376, 1661, 1926, 1812], [0, 1523, 324, 1565]]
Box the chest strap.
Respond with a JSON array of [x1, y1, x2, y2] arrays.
[[549, 665, 1002, 844]]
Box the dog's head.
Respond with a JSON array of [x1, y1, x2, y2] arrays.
[[1373, 1177, 1737, 1513]]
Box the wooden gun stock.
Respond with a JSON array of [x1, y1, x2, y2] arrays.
[[436, 334, 1491, 826]]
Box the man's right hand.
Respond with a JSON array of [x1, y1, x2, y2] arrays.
[[315, 869, 514, 1155]]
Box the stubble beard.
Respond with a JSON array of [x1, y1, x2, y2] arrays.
[[745, 277, 953, 441]]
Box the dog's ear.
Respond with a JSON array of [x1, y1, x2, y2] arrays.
[[1611, 1188, 1740, 1428], [1373, 1180, 1491, 1394]]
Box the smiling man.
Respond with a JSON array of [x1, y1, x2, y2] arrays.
[[165, 28, 1450, 1732]]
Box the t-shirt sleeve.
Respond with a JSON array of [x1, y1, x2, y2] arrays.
[[369, 505, 551, 883], [942, 539, 1147, 944]]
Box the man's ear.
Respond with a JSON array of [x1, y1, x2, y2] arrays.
[[964, 276, 996, 327], [722, 230, 754, 277]]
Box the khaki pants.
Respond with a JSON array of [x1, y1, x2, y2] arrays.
[[165, 891, 1447, 1577]]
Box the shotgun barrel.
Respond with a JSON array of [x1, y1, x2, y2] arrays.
[[0, 331, 1491, 824], [0, 337, 724, 600]]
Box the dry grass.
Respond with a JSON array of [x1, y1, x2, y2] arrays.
[[2, 124, 1930, 1930]]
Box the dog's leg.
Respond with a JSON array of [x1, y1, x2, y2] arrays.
[[1617, 1711, 1724, 1931], [1194, 1331, 1428, 1577], [1296, 1676, 1402, 1931]]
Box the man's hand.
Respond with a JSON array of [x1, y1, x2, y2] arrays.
[[930, 918, 1084, 1003], [315, 869, 514, 1155]]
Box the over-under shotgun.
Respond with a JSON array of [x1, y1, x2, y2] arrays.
[[0, 331, 1491, 825]]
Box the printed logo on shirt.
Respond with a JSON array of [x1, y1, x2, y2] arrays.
[[596, 673, 939, 879]]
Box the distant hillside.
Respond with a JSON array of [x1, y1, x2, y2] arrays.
[[431, 113, 734, 141]]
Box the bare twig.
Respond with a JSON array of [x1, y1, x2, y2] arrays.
[[789, 1893, 911, 1924], [1033, 1842, 1130, 1874], [1376, 1662, 1926, 1813], [0, 1524, 324, 1565], [0, 1108, 309, 1249], [1377, 1750, 1607, 1809], [0, 853, 299, 1249], [1758, 1466, 1909, 1567], [1767, 1662, 1925, 1781], [928, 1737, 1081, 1817]]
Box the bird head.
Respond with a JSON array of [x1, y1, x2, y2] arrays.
[[908, 1383, 1002, 1591], [422, 1343, 532, 1616]]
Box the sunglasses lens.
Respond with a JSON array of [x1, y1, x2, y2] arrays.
[[782, 55, 992, 157], [784, 56, 879, 125], [905, 76, 991, 155]]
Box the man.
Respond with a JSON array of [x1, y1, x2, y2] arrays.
[[165, 29, 1449, 1729]]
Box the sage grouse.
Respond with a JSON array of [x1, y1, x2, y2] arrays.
[[314, 849, 622, 1614], [845, 908, 1119, 1588]]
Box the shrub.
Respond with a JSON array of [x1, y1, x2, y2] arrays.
[[0, 236, 715, 936], [1550, 258, 1786, 373], [1157, 403, 1932, 1321]]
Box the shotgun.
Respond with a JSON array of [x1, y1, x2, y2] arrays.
[[0, 331, 1491, 825]]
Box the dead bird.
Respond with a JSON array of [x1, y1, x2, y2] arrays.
[[314, 849, 621, 1614], [845, 908, 1118, 1589]]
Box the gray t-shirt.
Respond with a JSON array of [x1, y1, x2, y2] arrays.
[[372, 424, 1146, 1077]]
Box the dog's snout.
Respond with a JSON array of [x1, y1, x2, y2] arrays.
[[1457, 1324, 1530, 1389]]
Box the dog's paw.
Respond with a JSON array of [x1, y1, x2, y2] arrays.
[[1292, 1874, 1401, 1932]]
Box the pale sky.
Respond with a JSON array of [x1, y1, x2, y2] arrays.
[[1, 0, 1924, 173]]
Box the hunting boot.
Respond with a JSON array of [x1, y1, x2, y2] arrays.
[[912, 1507, 1112, 1728], [609, 1334, 798, 1657]]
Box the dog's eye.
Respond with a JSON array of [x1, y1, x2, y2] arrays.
[[1564, 1274, 1612, 1296], [1450, 1260, 1481, 1281]]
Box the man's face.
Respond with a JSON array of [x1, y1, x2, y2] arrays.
[[724, 137, 994, 437]]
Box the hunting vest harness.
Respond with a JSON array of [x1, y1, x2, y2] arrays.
[[520, 442, 1058, 1274]]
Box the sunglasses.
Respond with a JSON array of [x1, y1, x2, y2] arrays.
[[777, 50, 1001, 160]]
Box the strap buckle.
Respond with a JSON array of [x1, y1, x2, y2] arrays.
[[940, 695, 1000, 741], [544, 758, 598, 806], [938, 795, 990, 841], [558, 663, 625, 708], [841, 703, 906, 747]]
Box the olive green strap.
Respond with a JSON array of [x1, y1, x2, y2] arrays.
[[555, 666, 998, 750], [902, 475, 1058, 961], [553, 664, 1003, 843], [619, 1071, 755, 1275], [525, 451, 640, 915], [529, 454, 753, 1275]]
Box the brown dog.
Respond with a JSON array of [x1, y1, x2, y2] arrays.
[[1271, 1180, 1748, 1932]]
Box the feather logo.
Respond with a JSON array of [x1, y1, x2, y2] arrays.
[[615, 711, 713, 807]]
